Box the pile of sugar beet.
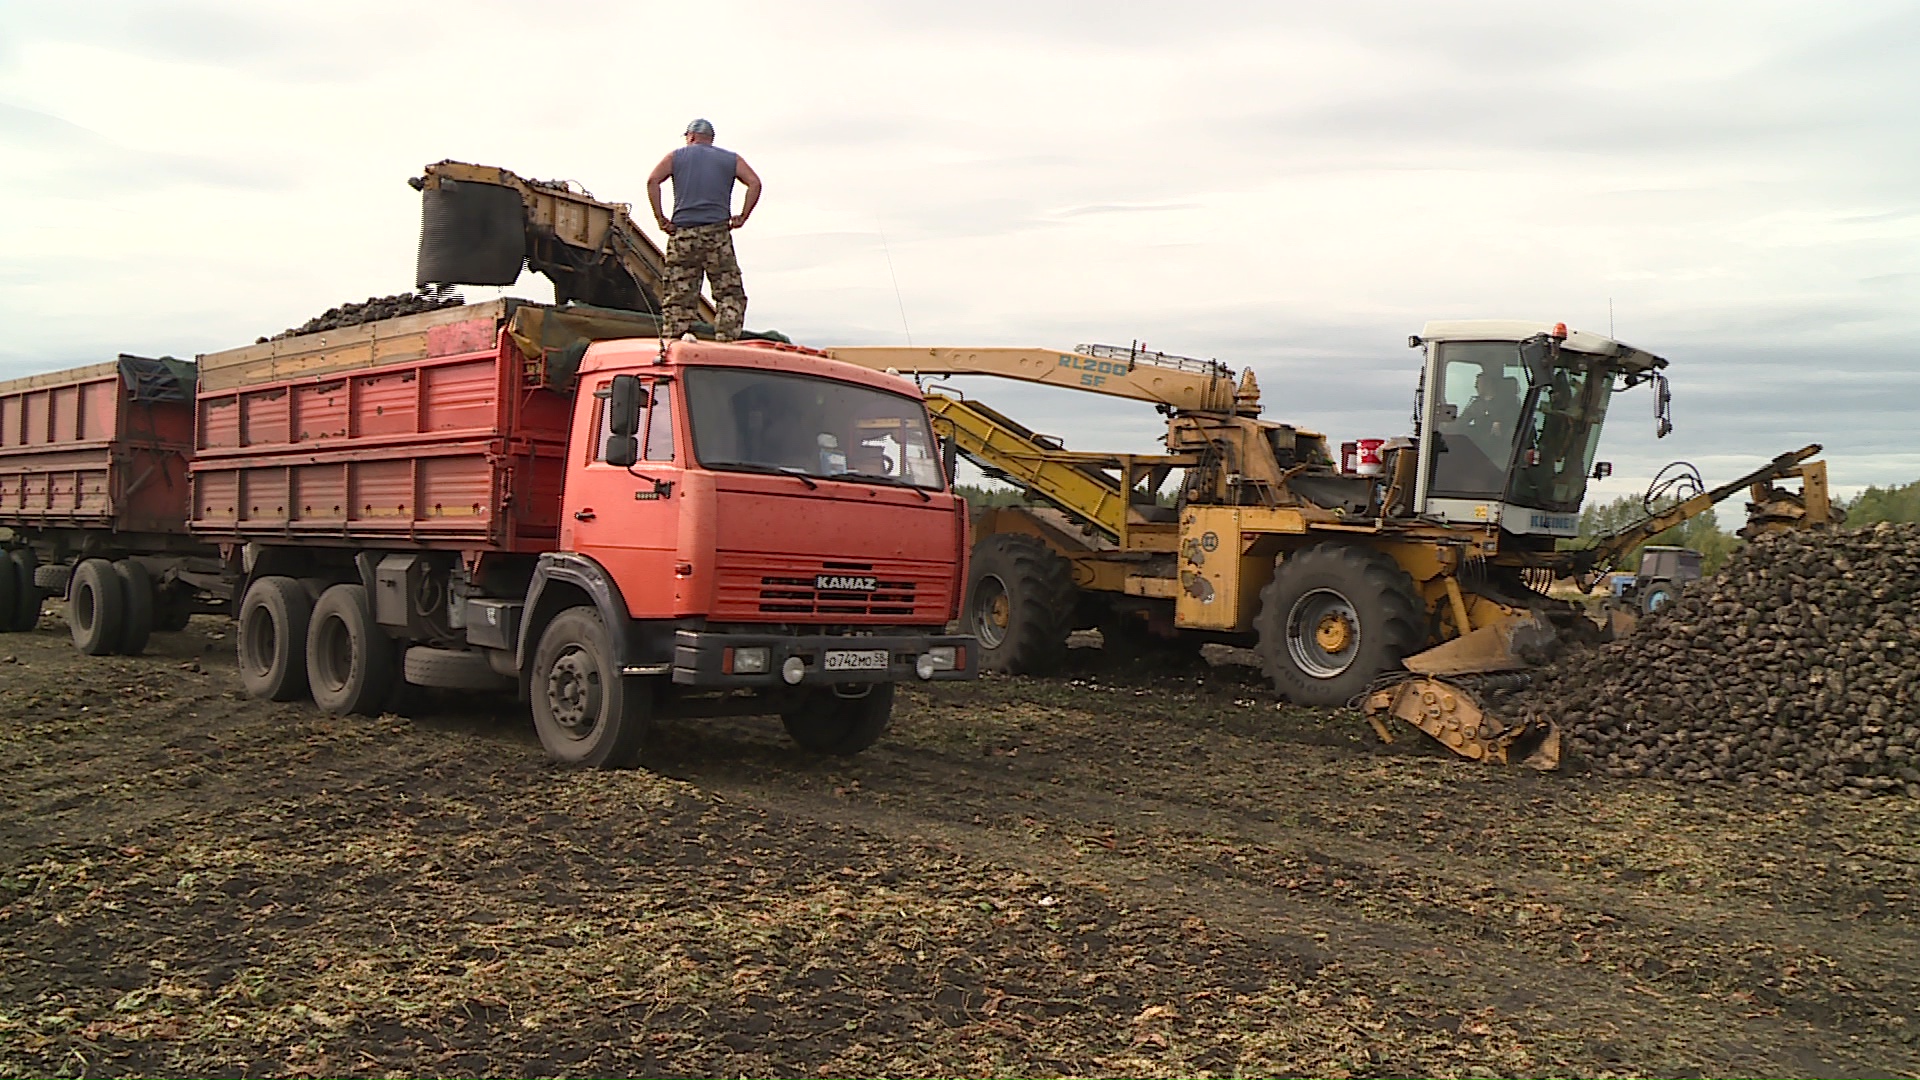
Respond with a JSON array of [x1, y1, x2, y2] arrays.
[[1489, 522, 1919, 798], [257, 287, 463, 342]]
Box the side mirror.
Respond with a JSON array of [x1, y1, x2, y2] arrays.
[[598, 375, 648, 468], [1592, 461, 1613, 480], [1518, 335, 1555, 387], [1654, 372, 1673, 439]]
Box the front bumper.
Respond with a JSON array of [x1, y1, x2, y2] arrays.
[[670, 629, 979, 688]]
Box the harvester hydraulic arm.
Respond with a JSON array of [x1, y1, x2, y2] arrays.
[[825, 344, 1253, 414], [1565, 443, 1824, 580], [411, 160, 715, 325]]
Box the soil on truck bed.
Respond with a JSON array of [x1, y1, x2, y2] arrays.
[[3, 615, 1918, 1078]]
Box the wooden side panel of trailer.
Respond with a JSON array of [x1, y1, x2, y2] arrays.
[[0, 357, 196, 534]]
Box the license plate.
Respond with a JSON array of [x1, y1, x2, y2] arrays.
[[824, 649, 889, 672]]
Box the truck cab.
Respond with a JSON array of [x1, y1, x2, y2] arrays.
[[513, 337, 976, 764]]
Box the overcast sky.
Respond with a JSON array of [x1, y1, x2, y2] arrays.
[[3, 0, 1916, 499]]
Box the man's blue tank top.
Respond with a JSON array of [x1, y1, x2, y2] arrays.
[[670, 144, 738, 227]]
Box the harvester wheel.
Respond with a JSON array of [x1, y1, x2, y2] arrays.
[[530, 608, 650, 769], [306, 584, 396, 716], [69, 558, 125, 657], [112, 560, 155, 657], [9, 548, 41, 632], [1257, 543, 1424, 707], [237, 576, 313, 702], [1097, 611, 1206, 671], [782, 684, 895, 756], [964, 534, 1076, 675]]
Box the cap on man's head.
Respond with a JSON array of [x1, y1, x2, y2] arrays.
[[684, 118, 715, 137]]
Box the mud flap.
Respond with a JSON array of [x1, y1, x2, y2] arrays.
[[417, 179, 527, 287], [1363, 676, 1561, 770]]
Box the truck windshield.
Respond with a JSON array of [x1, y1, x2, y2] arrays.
[[1426, 342, 1615, 514], [684, 367, 946, 490]]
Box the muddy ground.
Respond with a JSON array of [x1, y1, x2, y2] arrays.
[[2, 612, 1918, 1079]]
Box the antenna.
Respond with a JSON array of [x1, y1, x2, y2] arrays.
[[1609, 297, 1615, 338], [879, 230, 913, 346]]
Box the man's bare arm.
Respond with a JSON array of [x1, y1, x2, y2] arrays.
[[645, 153, 677, 235], [731, 156, 763, 229]]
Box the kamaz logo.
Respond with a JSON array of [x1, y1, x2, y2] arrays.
[[815, 574, 878, 592], [1529, 513, 1577, 531]]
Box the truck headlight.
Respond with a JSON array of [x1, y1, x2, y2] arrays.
[[917, 646, 959, 679], [732, 647, 770, 674]]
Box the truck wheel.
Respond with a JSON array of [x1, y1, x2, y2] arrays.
[[306, 584, 396, 716], [404, 645, 512, 690], [113, 560, 155, 657], [238, 576, 313, 702], [0, 555, 14, 635], [1256, 543, 1424, 708], [9, 548, 41, 632], [69, 558, 125, 657], [964, 534, 1076, 675], [782, 685, 895, 756], [530, 608, 649, 768]]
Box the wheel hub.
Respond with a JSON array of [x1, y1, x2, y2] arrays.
[[1314, 610, 1355, 654], [971, 577, 1013, 649], [546, 649, 602, 738], [1287, 587, 1362, 680]]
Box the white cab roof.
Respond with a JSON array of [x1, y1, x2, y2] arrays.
[[1416, 320, 1667, 373]]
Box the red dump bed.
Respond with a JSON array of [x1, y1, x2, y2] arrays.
[[189, 302, 573, 553], [0, 356, 197, 536]]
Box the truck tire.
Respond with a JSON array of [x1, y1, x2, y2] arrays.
[[404, 645, 513, 690], [69, 558, 125, 657], [782, 685, 894, 756], [238, 576, 313, 702], [1256, 543, 1424, 708], [34, 562, 71, 594], [306, 584, 396, 716], [9, 548, 41, 632], [530, 608, 649, 769], [0, 556, 13, 636], [113, 560, 155, 657], [964, 533, 1076, 675]]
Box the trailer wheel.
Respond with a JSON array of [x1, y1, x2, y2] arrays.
[[113, 560, 155, 657], [782, 685, 894, 756], [9, 548, 41, 632], [530, 608, 649, 769], [0, 556, 14, 636], [1256, 543, 1424, 707], [152, 583, 194, 633], [964, 533, 1076, 675], [404, 645, 512, 690], [306, 584, 396, 716], [238, 576, 313, 702], [70, 558, 126, 657]]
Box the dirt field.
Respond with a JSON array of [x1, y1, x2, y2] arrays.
[[3, 612, 1918, 1079]]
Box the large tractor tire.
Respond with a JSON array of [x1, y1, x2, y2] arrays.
[[112, 560, 155, 657], [963, 533, 1076, 675], [1096, 610, 1207, 671], [1256, 543, 1425, 707], [69, 558, 125, 657], [238, 576, 313, 702], [306, 584, 397, 716], [9, 548, 41, 632], [782, 685, 895, 756], [529, 608, 650, 769]]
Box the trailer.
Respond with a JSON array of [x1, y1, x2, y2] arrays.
[[1, 300, 977, 766]]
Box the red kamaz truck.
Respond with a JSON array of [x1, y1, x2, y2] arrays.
[[0, 300, 976, 766]]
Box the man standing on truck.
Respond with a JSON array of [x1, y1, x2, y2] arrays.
[[647, 118, 762, 342]]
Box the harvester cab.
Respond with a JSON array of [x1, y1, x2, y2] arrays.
[[1405, 320, 1669, 542]]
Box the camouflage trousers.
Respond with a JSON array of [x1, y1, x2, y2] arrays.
[[661, 222, 747, 341]]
